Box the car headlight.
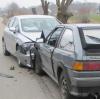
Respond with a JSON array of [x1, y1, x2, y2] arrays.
[[20, 43, 34, 54]]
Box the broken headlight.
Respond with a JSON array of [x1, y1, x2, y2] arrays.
[[20, 43, 34, 54]]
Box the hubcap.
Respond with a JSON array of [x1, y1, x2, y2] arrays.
[[61, 79, 68, 99]]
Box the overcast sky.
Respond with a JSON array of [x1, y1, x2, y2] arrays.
[[0, 0, 100, 8]]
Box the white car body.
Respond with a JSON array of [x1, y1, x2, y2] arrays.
[[2, 15, 60, 67]]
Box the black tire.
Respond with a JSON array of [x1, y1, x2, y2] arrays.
[[31, 60, 35, 70], [30, 49, 35, 70], [35, 53, 44, 75], [2, 39, 10, 56], [59, 72, 76, 99]]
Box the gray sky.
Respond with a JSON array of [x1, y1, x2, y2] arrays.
[[0, 0, 100, 8]]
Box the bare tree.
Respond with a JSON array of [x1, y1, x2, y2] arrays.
[[7, 3, 19, 18], [56, 0, 73, 23], [41, 0, 49, 15], [32, 8, 37, 14], [2, 3, 33, 24]]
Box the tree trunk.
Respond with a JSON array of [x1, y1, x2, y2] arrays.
[[56, 0, 73, 23], [32, 8, 37, 14], [41, 0, 49, 15]]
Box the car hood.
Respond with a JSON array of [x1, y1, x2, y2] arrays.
[[20, 32, 42, 42]]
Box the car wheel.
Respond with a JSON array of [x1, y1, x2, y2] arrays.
[[60, 72, 76, 99], [2, 40, 10, 56], [35, 54, 44, 75], [31, 59, 35, 70], [30, 50, 35, 70]]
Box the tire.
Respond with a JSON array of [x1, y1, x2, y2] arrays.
[[35, 53, 44, 75], [30, 49, 35, 70], [59, 72, 76, 99], [2, 39, 10, 56], [31, 59, 35, 70]]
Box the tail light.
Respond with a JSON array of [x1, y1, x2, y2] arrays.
[[73, 61, 100, 71]]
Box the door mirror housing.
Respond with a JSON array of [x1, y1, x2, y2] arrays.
[[9, 27, 16, 33], [36, 38, 44, 43]]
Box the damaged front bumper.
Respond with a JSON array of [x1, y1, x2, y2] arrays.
[[17, 52, 34, 67], [17, 43, 35, 67]]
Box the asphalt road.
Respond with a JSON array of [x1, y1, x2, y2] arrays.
[[0, 18, 96, 99]]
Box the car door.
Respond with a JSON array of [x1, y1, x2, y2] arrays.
[[4, 17, 15, 53], [39, 27, 64, 76], [53, 28, 75, 77], [9, 18, 20, 55]]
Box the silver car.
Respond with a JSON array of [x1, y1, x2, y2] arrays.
[[2, 15, 60, 68], [34, 24, 100, 99]]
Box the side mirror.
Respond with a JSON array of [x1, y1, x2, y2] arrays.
[[36, 38, 43, 43], [9, 27, 16, 33]]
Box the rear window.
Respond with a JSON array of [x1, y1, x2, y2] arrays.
[[79, 27, 100, 53], [83, 29, 100, 44]]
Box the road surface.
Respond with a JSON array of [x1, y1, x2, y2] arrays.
[[0, 18, 61, 99], [0, 18, 94, 99]]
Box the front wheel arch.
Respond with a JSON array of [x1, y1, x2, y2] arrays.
[[57, 66, 63, 82], [2, 37, 4, 42], [16, 43, 19, 51]]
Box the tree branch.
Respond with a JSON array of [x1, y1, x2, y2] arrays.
[[61, 0, 66, 7], [41, 0, 45, 8], [65, 0, 73, 9], [56, 0, 60, 7]]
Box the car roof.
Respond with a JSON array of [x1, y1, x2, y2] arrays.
[[58, 24, 100, 28], [15, 15, 56, 20]]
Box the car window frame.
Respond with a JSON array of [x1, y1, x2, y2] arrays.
[[58, 27, 75, 51], [12, 18, 20, 32], [8, 17, 15, 28], [45, 26, 64, 48]]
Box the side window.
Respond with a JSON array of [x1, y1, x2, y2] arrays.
[[8, 18, 15, 28], [12, 18, 19, 28], [59, 29, 74, 51], [47, 27, 63, 47], [12, 18, 19, 32]]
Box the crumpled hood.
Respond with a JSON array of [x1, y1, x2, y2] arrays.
[[21, 32, 42, 42]]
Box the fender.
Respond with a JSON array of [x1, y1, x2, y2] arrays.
[[56, 62, 71, 89]]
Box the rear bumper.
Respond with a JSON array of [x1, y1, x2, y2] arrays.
[[70, 77, 100, 97], [67, 69, 100, 97]]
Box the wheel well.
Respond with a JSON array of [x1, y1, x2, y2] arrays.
[[2, 37, 4, 41], [16, 43, 19, 51], [57, 67, 63, 82]]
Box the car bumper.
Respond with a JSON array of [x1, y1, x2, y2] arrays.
[[17, 52, 34, 67], [70, 77, 100, 97], [67, 70, 100, 97]]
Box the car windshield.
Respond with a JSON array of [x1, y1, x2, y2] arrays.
[[82, 29, 100, 44], [21, 18, 60, 32]]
